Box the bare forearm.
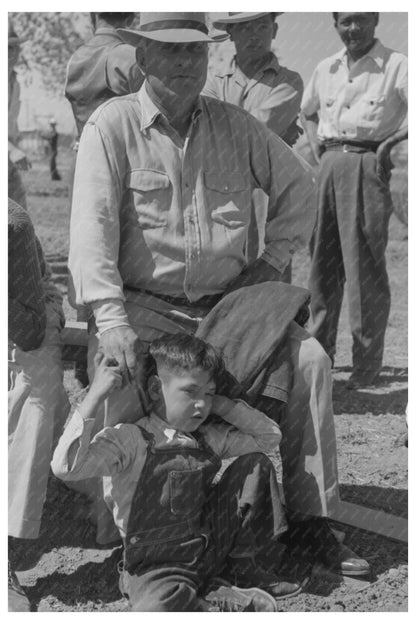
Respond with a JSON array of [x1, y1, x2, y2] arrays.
[[300, 111, 322, 164]]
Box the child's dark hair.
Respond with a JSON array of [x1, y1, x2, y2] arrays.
[[146, 334, 225, 386]]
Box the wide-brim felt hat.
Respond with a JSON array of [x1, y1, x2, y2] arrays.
[[212, 12, 284, 30], [118, 12, 228, 44]]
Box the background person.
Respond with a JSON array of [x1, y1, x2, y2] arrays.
[[8, 18, 31, 209], [204, 11, 304, 272], [8, 198, 70, 611], [65, 12, 144, 141], [301, 12, 408, 389]]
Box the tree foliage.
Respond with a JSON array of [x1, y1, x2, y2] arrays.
[[10, 12, 91, 95]]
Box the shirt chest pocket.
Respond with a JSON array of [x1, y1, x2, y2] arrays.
[[205, 171, 250, 229], [126, 169, 172, 229], [361, 94, 386, 124]]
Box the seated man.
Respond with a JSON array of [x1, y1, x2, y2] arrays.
[[68, 12, 369, 576], [52, 334, 302, 612], [8, 198, 70, 611]]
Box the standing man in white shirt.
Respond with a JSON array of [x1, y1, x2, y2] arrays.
[[301, 12, 408, 389]]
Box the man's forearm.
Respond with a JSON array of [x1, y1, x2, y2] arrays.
[[381, 126, 408, 150], [300, 111, 322, 164]]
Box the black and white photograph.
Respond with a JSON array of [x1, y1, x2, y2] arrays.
[[7, 6, 408, 613]]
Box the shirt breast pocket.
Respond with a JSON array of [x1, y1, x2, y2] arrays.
[[205, 171, 250, 229], [126, 169, 172, 229], [361, 94, 386, 124]]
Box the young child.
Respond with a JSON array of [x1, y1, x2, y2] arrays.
[[52, 333, 301, 611]]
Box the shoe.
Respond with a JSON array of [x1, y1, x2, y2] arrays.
[[225, 555, 304, 601], [346, 370, 380, 390], [205, 578, 276, 612], [8, 561, 30, 612], [285, 518, 371, 577]]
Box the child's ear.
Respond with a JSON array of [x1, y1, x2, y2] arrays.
[[148, 375, 162, 401]]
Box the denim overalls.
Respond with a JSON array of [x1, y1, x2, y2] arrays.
[[124, 427, 222, 575]]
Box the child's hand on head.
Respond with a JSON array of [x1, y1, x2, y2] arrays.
[[90, 351, 123, 401], [211, 394, 236, 417]]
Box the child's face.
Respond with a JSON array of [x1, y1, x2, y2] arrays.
[[156, 365, 216, 432]]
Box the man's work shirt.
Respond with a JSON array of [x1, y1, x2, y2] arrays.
[[301, 39, 408, 143], [203, 53, 303, 146], [51, 402, 281, 538], [69, 82, 315, 333], [65, 27, 144, 137]]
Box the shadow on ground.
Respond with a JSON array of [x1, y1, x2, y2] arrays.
[[333, 367, 407, 416]]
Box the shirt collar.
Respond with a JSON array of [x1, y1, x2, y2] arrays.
[[218, 52, 280, 78], [337, 38, 386, 69], [138, 81, 203, 132], [93, 27, 122, 38], [146, 413, 198, 446]]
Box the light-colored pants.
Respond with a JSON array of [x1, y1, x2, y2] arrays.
[[8, 302, 70, 539], [85, 291, 339, 544]]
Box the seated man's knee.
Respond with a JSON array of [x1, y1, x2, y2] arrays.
[[298, 335, 331, 374]]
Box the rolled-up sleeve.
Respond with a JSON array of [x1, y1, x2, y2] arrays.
[[248, 119, 316, 272], [301, 67, 321, 117], [203, 400, 282, 459]]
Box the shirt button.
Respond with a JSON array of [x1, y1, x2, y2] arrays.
[[130, 537, 138, 544], [346, 105, 350, 109], [224, 185, 229, 191], [348, 79, 353, 83], [342, 130, 346, 135]]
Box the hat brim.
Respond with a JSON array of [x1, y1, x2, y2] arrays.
[[213, 12, 284, 30], [118, 27, 228, 45]]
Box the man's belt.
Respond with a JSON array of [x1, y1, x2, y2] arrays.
[[126, 287, 223, 309], [322, 139, 381, 153]]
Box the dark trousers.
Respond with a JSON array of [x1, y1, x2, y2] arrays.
[[119, 453, 287, 612], [309, 150, 393, 373]]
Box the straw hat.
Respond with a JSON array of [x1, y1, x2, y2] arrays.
[[118, 12, 228, 45], [212, 12, 284, 30]]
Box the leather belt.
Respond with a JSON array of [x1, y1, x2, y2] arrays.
[[127, 288, 223, 309], [322, 139, 381, 154]]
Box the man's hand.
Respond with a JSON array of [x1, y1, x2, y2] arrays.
[[98, 326, 143, 384], [223, 258, 284, 296], [9, 147, 31, 171], [376, 141, 394, 182], [310, 141, 324, 166]]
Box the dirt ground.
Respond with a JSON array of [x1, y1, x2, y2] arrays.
[[10, 147, 408, 612]]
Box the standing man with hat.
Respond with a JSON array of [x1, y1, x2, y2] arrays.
[[68, 12, 370, 595], [203, 12, 304, 271], [301, 12, 408, 389], [205, 13, 303, 147]]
